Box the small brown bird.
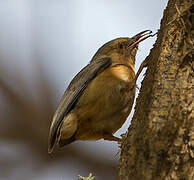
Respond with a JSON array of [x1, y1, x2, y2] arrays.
[[48, 30, 154, 153]]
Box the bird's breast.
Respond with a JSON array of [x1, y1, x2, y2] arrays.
[[76, 64, 135, 117], [74, 64, 136, 139], [77, 64, 135, 106]]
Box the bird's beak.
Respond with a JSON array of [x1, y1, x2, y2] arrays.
[[129, 30, 156, 48]]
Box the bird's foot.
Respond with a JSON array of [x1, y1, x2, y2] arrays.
[[103, 133, 128, 155], [103, 133, 121, 143], [118, 132, 128, 147], [114, 133, 128, 157]]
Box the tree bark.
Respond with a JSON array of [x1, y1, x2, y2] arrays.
[[118, 0, 194, 180]]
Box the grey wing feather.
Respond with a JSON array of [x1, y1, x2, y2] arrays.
[[48, 57, 112, 152]]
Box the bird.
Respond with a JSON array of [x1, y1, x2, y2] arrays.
[[48, 30, 154, 153]]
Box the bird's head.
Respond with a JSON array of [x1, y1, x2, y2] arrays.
[[91, 30, 154, 66]]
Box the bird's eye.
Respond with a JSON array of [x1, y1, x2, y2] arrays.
[[131, 47, 137, 56]]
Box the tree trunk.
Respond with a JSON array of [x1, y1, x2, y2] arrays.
[[118, 0, 194, 180]]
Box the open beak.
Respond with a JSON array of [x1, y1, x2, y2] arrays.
[[129, 30, 156, 48]]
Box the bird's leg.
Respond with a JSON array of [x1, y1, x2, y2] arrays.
[[103, 133, 122, 144], [130, 57, 149, 90], [120, 132, 128, 139]]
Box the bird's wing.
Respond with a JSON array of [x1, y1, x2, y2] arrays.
[[48, 57, 112, 152]]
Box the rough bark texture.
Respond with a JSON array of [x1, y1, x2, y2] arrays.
[[118, 0, 194, 180]]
